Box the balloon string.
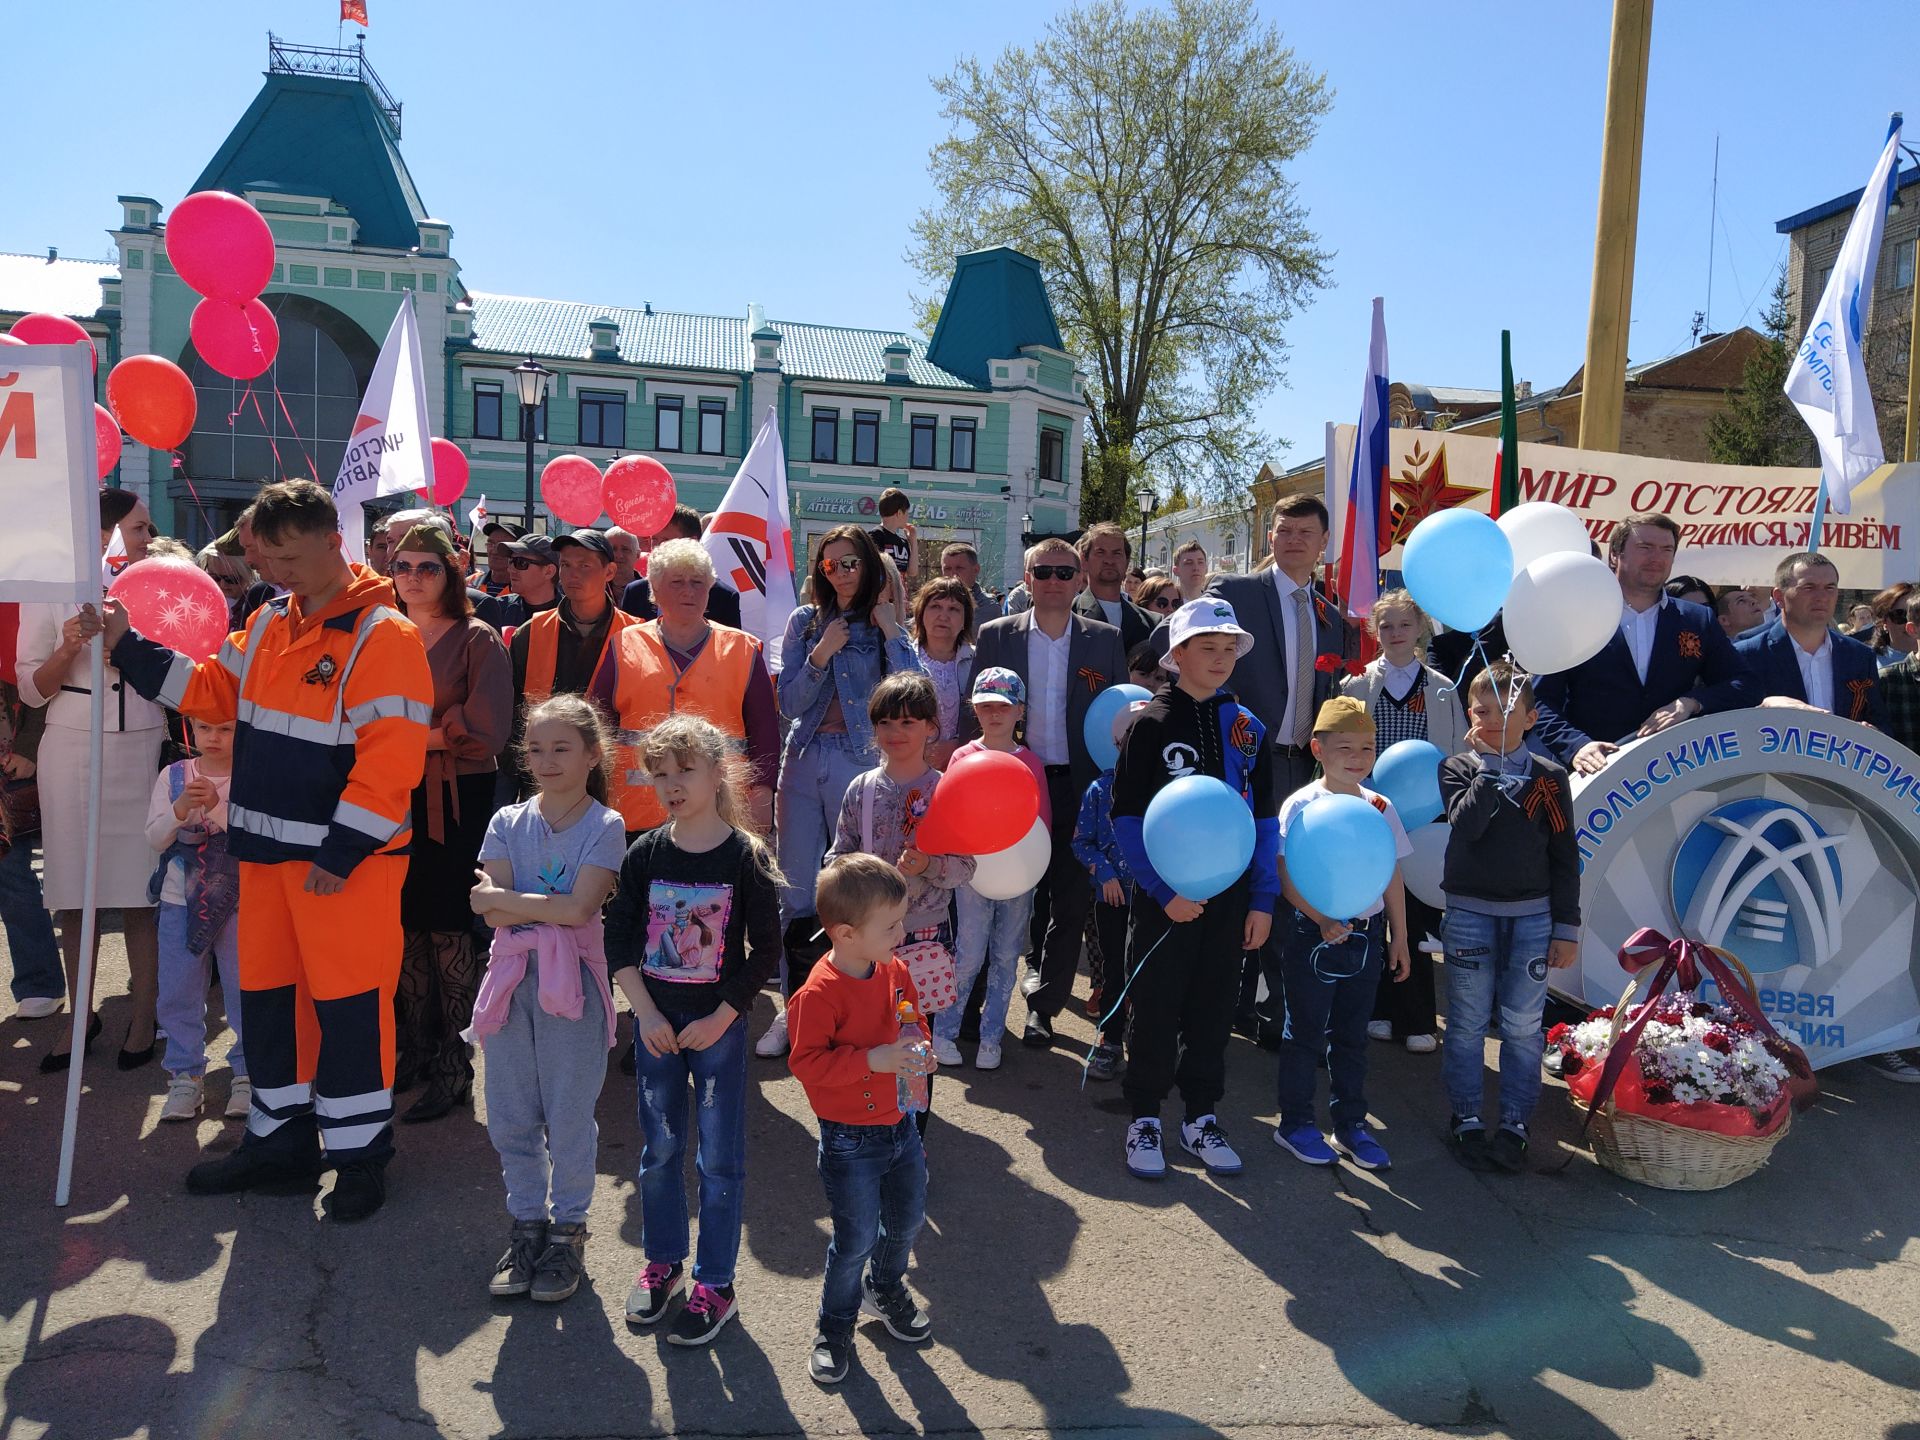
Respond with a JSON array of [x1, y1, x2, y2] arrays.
[[1079, 917, 1172, 1091], [244, 387, 294, 482], [270, 384, 320, 482], [167, 450, 218, 541]]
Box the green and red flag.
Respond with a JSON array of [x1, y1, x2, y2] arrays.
[[1493, 329, 1519, 517]]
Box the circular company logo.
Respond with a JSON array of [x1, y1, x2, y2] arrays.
[[1669, 798, 1844, 974], [857, 496, 877, 516]]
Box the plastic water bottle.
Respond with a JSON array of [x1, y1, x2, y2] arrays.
[[895, 999, 930, 1115]]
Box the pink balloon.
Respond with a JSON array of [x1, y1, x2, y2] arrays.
[[109, 558, 229, 662], [189, 297, 280, 380], [602, 454, 677, 536], [541, 455, 603, 527], [165, 191, 275, 303], [423, 438, 470, 505], [8, 313, 96, 373], [94, 404, 123, 480]]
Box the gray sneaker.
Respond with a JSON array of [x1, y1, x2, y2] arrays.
[[1863, 1050, 1920, 1084], [530, 1222, 587, 1303], [489, 1220, 548, 1298]]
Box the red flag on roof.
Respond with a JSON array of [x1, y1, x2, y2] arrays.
[[341, 0, 369, 26]]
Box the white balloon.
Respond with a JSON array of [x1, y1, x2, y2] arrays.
[[1402, 821, 1449, 910], [1504, 551, 1622, 675], [969, 818, 1051, 900], [1497, 501, 1591, 579]]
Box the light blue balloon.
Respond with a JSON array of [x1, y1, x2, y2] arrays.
[[1371, 738, 1445, 829], [1142, 776, 1255, 901], [1084, 683, 1153, 771], [1285, 793, 1396, 921], [1401, 509, 1513, 633]]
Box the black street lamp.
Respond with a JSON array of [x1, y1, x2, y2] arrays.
[[1137, 490, 1155, 568], [513, 356, 553, 532]]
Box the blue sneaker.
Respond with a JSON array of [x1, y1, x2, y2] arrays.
[[1337, 1124, 1391, 1171], [1272, 1124, 1337, 1166]]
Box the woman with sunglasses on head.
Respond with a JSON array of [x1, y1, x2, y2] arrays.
[[757, 526, 923, 1057], [388, 525, 515, 1121]]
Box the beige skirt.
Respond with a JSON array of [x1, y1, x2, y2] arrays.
[[36, 723, 165, 911]]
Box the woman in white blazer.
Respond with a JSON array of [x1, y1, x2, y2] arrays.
[[1338, 588, 1466, 1054]]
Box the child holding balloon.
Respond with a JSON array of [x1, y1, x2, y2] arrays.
[[1110, 599, 1280, 1181], [1273, 697, 1414, 1172], [1073, 699, 1149, 1082]]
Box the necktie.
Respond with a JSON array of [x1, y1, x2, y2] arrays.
[[1292, 588, 1315, 745]]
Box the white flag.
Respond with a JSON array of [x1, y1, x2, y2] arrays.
[[1785, 119, 1901, 517], [0, 344, 97, 604], [332, 293, 435, 562], [703, 407, 798, 670]]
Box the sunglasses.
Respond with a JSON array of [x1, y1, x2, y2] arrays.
[[390, 559, 445, 578], [1031, 564, 1079, 582], [1147, 595, 1176, 611], [508, 556, 548, 570], [822, 556, 863, 574]]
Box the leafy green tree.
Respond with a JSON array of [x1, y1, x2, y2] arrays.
[[1706, 268, 1809, 467], [910, 0, 1331, 525]]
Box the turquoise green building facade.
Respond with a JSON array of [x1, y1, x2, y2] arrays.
[[0, 42, 1087, 588]]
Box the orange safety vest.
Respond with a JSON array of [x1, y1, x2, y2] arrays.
[[523, 605, 639, 703], [608, 621, 761, 832]]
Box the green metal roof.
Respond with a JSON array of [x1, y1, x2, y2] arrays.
[[192, 73, 427, 251], [925, 247, 1064, 386]]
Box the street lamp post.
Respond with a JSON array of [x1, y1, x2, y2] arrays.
[[513, 356, 553, 532], [1137, 490, 1155, 569]]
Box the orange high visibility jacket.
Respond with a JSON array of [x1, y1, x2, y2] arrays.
[[606, 621, 760, 832], [521, 605, 639, 704], [113, 564, 431, 876]]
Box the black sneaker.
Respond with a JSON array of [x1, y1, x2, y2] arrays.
[[1487, 1124, 1530, 1174], [809, 1331, 852, 1385], [1022, 1012, 1055, 1049], [530, 1222, 587, 1302], [326, 1160, 388, 1223], [861, 1274, 932, 1343], [184, 1144, 323, 1196], [625, 1260, 684, 1325], [1449, 1115, 1493, 1173], [489, 1220, 548, 1298], [1085, 1041, 1122, 1082], [667, 1283, 737, 1345]]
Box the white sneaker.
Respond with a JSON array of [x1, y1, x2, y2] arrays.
[[1180, 1115, 1245, 1175], [974, 1041, 1002, 1071], [1125, 1118, 1166, 1179], [931, 1037, 963, 1067], [160, 1074, 203, 1122], [1366, 1020, 1394, 1042], [13, 996, 62, 1020], [754, 1011, 789, 1058], [226, 1076, 253, 1119], [1404, 1034, 1438, 1055]]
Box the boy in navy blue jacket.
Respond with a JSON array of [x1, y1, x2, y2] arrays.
[[1111, 600, 1279, 1181]]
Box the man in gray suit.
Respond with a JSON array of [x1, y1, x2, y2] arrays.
[[964, 536, 1127, 1048], [1150, 493, 1351, 1042]]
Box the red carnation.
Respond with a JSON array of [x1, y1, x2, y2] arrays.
[[1703, 1032, 1732, 1054]]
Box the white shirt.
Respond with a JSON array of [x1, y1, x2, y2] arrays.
[[1096, 597, 1123, 628], [1793, 632, 1835, 712], [1024, 621, 1073, 766], [1273, 570, 1311, 742], [1619, 595, 1666, 684], [1382, 657, 1423, 701]]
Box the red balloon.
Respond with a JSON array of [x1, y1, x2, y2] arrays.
[[94, 404, 123, 480], [541, 455, 603, 527], [109, 558, 229, 662], [602, 454, 677, 536], [189, 297, 279, 380], [8, 313, 96, 372], [107, 355, 197, 451], [165, 191, 275, 303], [423, 438, 470, 505], [915, 748, 1040, 856]]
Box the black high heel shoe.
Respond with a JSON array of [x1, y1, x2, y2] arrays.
[[39, 1013, 102, 1074], [117, 1032, 160, 1071]]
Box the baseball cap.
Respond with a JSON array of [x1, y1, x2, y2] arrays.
[[481, 519, 527, 541], [552, 530, 613, 561], [504, 535, 557, 565], [970, 666, 1026, 706], [1161, 597, 1254, 672]]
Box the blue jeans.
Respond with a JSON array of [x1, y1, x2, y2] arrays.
[[1441, 908, 1554, 1128], [775, 733, 871, 936], [817, 1116, 926, 1339], [1275, 910, 1385, 1131], [0, 837, 61, 1003], [935, 886, 1033, 1045], [157, 900, 245, 1078], [481, 967, 608, 1225], [633, 1004, 749, 1285]]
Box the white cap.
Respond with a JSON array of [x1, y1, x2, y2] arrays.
[[1161, 597, 1254, 673]]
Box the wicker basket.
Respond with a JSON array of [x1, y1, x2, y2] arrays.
[[1578, 952, 1792, 1192]]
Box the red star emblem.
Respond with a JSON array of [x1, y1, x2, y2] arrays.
[[1386, 441, 1487, 546]]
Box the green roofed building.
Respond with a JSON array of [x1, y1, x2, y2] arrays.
[[0, 37, 1087, 587]]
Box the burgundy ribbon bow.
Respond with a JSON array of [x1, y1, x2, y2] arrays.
[[1582, 927, 1817, 1130]]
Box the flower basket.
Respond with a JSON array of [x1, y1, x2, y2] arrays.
[[1554, 934, 1814, 1192]]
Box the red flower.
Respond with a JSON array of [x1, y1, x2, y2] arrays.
[[1314, 654, 1342, 674], [1704, 1032, 1732, 1054], [1546, 1023, 1571, 1046]]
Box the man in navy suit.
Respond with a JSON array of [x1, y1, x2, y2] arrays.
[[1732, 551, 1886, 727], [1533, 513, 1751, 775]]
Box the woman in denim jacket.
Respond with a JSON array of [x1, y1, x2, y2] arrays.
[[756, 525, 922, 1058]]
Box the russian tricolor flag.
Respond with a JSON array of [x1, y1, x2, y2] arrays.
[[1337, 298, 1390, 620]]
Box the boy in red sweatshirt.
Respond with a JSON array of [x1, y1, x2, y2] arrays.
[[787, 854, 937, 1386]]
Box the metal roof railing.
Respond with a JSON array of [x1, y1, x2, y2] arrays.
[[267, 33, 402, 138]]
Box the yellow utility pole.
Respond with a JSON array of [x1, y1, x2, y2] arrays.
[[1578, 0, 1655, 453]]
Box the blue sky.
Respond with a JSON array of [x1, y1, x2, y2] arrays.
[[6, 1, 1914, 486]]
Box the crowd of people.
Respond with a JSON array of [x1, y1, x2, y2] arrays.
[[0, 476, 1914, 1382]]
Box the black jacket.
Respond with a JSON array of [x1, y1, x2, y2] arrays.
[[1074, 590, 1153, 652], [1438, 750, 1580, 937]]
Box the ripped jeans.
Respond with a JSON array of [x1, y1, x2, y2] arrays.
[[632, 1004, 749, 1286]]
